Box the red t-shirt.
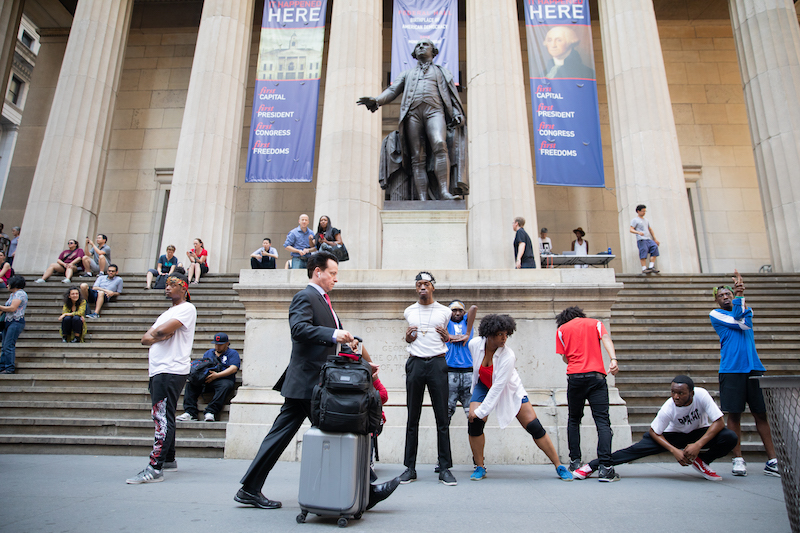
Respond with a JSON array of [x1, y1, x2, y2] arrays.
[[479, 364, 493, 388], [556, 317, 608, 375]]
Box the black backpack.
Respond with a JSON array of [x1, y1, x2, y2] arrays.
[[311, 355, 382, 435], [188, 357, 220, 387]]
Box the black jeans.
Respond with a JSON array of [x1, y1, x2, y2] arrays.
[[588, 428, 739, 470], [240, 398, 312, 493], [182, 378, 236, 417], [250, 257, 275, 269], [567, 373, 612, 466], [61, 316, 83, 339], [404, 355, 452, 470], [148, 373, 187, 470]]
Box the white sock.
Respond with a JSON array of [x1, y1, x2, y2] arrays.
[[648, 262, 655, 269], [642, 266, 647, 271]]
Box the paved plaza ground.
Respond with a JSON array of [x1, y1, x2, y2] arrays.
[[0, 454, 790, 532]]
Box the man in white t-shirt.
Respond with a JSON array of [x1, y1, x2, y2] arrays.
[[400, 272, 456, 486], [126, 272, 197, 484], [573, 375, 737, 482], [629, 204, 661, 273]]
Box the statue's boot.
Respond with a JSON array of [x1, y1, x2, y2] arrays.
[[438, 178, 458, 200], [413, 169, 429, 200]]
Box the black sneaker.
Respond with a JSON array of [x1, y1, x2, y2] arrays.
[[439, 468, 457, 486], [569, 459, 582, 472], [398, 468, 417, 484], [598, 465, 620, 482], [434, 462, 440, 473]]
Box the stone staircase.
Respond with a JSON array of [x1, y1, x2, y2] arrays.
[[611, 273, 800, 454], [0, 273, 245, 457]]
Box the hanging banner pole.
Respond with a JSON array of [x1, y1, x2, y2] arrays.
[[391, 0, 459, 85], [524, 0, 605, 187], [245, 0, 328, 183]]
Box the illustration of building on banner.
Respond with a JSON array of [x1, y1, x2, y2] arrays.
[[257, 31, 324, 81], [524, 0, 604, 188]]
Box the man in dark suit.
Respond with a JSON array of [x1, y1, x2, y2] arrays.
[[234, 251, 398, 510]]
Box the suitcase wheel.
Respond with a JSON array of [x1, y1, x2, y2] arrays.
[[337, 517, 348, 528], [353, 512, 362, 520], [296, 511, 307, 524]]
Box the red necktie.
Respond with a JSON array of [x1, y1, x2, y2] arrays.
[[324, 293, 339, 327]]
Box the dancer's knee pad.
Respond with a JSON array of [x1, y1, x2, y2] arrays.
[[468, 418, 486, 437], [526, 419, 546, 439]]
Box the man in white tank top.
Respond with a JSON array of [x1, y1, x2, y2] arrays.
[[399, 272, 457, 486]]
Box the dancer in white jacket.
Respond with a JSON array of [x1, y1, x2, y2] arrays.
[[467, 314, 573, 482]]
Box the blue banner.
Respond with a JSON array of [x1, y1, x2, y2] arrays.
[[524, 0, 604, 187], [245, 1, 328, 183], [390, 0, 459, 85]]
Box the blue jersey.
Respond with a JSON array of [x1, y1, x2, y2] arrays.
[[446, 318, 473, 369], [709, 297, 765, 373]]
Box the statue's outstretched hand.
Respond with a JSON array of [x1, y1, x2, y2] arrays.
[[357, 96, 379, 113]]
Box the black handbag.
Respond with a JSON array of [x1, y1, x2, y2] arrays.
[[321, 242, 349, 262], [154, 274, 167, 290]]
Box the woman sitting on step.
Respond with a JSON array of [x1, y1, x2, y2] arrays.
[[59, 287, 87, 343]]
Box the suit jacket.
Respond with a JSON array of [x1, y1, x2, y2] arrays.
[[376, 64, 464, 126], [278, 284, 340, 400]]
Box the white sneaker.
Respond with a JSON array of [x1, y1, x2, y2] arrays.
[[176, 412, 196, 421], [34, 278, 46, 283], [732, 457, 747, 476], [204, 413, 215, 422], [61, 278, 71, 283]]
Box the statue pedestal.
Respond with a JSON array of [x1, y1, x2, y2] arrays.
[[224, 269, 632, 465], [381, 203, 468, 269]]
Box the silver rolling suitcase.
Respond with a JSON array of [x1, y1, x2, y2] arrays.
[[297, 427, 370, 527]]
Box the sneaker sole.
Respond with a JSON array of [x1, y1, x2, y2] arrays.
[[732, 471, 747, 477], [764, 470, 780, 477], [126, 476, 164, 484], [439, 480, 457, 486], [598, 477, 620, 482], [399, 478, 416, 484], [470, 475, 486, 481]]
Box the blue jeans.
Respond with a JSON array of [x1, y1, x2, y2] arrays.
[[291, 257, 307, 269], [1, 318, 25, 372]]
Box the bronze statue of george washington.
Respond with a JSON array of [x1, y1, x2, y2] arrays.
[[358, 39, 468, 201]]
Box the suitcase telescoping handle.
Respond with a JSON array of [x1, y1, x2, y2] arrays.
[[335, 336, 363, 357]]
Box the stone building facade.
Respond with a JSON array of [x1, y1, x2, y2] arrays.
[[0, 0, 799, 275]]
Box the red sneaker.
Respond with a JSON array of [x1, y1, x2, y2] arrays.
[[573, 464, 595, 480], [692, 458, 722, 481]]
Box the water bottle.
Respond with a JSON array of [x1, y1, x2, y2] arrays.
[[608, 247, 612, 255]]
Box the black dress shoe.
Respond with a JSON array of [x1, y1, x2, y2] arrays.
[[366, 476, 400, 510], [234, 488, 281, 509]]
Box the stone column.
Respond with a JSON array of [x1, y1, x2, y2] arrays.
[[729, 0, 800, 272], [0, 0, 24, 104], [313, 0, 382, 269], [599, 1, 699, 274], [159, 0, 255, 273], [15, 0, 133, 272], [466, 0, 540, 269]]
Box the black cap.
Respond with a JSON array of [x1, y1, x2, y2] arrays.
[[213, 332, 229, 344]]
